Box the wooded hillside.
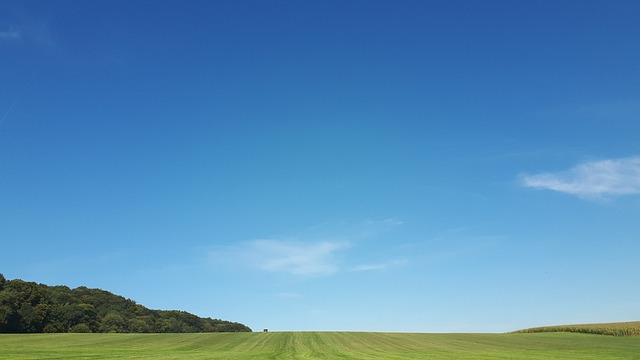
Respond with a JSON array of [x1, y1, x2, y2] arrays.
[[0, 274, 251, 333]]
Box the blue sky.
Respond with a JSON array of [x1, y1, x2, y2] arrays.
[[1, 0, 639, 333]]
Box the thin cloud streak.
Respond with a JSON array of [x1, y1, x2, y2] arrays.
[[0, 20, 56, 48], [210, 239, 349, 277], [521, 156, 640, 198], [350, 260, 407, 272], [253, 239, 348, 276], [0, 30, 21, 40], [208, 219, 405, 277]]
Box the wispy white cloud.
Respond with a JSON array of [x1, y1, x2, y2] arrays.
[[0, 29, 21, 40], [556, 99, 640, 121], [300, 218, 404, 242], [364, 218, 404, 226], [0, 19, 55, 48], [251, 239, 348, 276], [350, 264, 386, 272], [350, 218, 404, 240], [521, 156, 640, 198], [210, 239, 348, 277], [349, 259, 407, 272], [209, 219, 405, 277]]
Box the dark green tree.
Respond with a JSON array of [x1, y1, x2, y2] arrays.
[[0, 274, 252, 333], [99, 312, 127, 333]]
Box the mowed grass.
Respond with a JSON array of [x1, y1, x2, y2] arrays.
[[1, 332, 640, 360]]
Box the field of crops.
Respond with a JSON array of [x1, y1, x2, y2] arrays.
[[1, 332, 640, 360], [515, 321, 640, 336]]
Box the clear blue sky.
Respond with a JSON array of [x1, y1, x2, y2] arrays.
[[1, 0, 639, 333]]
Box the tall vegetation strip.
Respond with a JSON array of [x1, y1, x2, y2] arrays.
[[515, 321, 640, 336], [0, 274, 251, 333]]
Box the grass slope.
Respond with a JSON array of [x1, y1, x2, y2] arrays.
[[515, 321, 640, 336], [1, 332, 640, 359]]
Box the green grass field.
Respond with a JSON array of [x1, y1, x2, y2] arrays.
[[1, 332, 639, 360]]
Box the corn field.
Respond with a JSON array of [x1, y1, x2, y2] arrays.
[[515, 321, 640, 336]]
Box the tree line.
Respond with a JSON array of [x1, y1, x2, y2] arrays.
[[0, 274, 251, 333]]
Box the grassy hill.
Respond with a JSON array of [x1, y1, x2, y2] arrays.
[[1, 332, 640, 359], [515, 321, 640, 336]]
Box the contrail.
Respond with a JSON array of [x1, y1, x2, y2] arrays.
[[0, 78, 31, 128], [0, 95, 22, 127]]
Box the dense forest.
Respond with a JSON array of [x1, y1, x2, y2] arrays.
[[0, 274, 251, 333]]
